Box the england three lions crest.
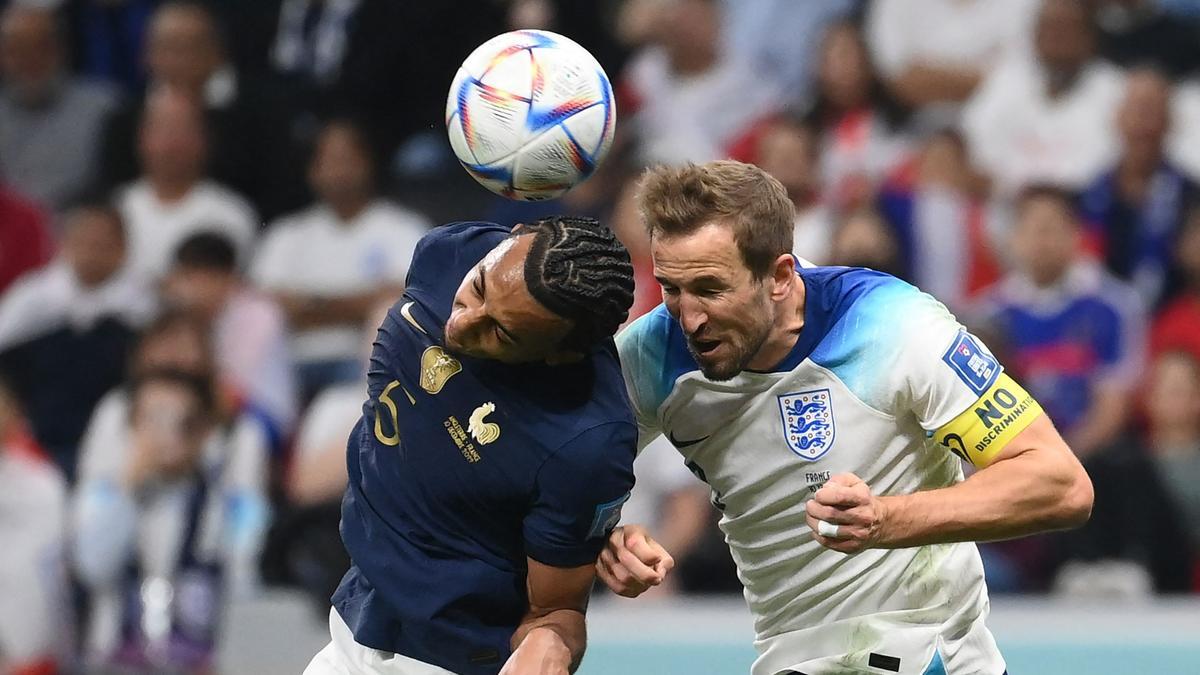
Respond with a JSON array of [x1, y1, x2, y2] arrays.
[[777, 389, 835, 460]]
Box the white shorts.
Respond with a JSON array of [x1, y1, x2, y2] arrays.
[[303, 608, 455, 675]]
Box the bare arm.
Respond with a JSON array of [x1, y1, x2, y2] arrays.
[[888, 65, 983, 107], [502, 559, 595, 674], [807, 413, 1094, 552], [1065, 383, 1130, 460], [274, 285, 404, 330]]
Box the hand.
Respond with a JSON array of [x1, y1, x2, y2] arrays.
[[805, 473, 887, 554], [499, 627, 571, 675], [595, 525, 674, 598]]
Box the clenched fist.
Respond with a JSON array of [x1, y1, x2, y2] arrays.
[[595, 525, 674, 597], [805, 473, 887, 554]]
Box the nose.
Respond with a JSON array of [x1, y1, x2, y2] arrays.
[[678, 293, 707, 336], [447, 305, 487, 347]]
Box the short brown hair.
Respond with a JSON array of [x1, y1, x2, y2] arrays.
[[637, 161, 795, 279]]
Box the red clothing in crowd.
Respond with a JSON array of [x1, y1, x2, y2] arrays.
[[0, 188, 54, 294], [1150, 294, 1200, 362]]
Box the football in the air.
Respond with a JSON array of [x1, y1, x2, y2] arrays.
[[445, 29, 616, 201]]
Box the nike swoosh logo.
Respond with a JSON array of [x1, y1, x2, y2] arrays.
[[668, 430, 710, 448], [400, 301, 428, 335]]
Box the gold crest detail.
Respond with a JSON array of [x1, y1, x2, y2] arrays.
[[420, 346, 462, 394], [468, 402, 501, 445]]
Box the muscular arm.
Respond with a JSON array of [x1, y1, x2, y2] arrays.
[[808, 414, 1094, 552], [503, 559, 594, 674], [878, 414, 1092, 546]]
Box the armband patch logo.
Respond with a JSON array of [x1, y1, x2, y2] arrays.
[[942, 330, 1000, 395], [587, 492, 631, 539]]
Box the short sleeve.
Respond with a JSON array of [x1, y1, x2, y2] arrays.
[[523, 422, 637, 568], [615, 309, 674, 452], [865, 0, 910, 78], [888, 291, 1044, 468]]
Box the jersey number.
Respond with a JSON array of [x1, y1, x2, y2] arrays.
[[373, 380, 403, 446]]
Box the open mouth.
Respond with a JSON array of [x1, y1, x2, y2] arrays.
[[691, 338, 721, 357]]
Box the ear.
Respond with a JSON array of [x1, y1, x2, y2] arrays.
[[544, 348, 586, 366], [768, 253, 796, 301]]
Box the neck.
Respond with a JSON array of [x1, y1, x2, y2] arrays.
[[746, 273, 806, 371], [669, 45, 716, 76], [330, 195, 370, 222], [1116, 150, 1161, 197], [150, 175, 197, 203], [1044, 66, 1082, 99]]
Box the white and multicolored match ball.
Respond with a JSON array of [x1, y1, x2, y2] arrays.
[[445, 30, 616, 201]]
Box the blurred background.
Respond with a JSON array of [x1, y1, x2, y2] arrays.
[[0, 0, 1199, 673]]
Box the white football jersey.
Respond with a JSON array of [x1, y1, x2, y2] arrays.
[[618, 267, 1042, 675]]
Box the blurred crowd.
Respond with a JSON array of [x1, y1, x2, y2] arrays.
[[1, 0, 1200, 672]]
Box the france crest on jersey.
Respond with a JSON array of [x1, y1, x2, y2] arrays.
[[777, 389, 835, 460]]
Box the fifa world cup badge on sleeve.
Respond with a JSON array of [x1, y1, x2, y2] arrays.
[[942, 330, 1000, 395], [777, 389, 835, 460], [588, 492, 631, 539]]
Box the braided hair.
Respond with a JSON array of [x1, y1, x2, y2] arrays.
[[519, 215, 635, 351]]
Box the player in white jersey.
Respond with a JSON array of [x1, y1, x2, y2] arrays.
[[597, 161, 1094, 675]]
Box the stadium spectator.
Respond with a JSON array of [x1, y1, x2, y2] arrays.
[[73, 368, 269, 673], [114, 87, 257, 281], [1150, 208, 1200, 363], [609, 173, 661, 323], [1080, 69, 1199, 307], [961, 0, 1126, 195], [1094, 0, 1200, 79], [61, 0, 158, 94], [974, 186, 1145, 459], [753, 115, 835, 265], [827, 207, 904, 278], [720, 0, 854, 105], [1054, 349, 1199, 594], [0, 3, 119, 216], [164, 232, 297, 449], [620, 0, 776, 165], [867, 0, 1039, 125], [0, 202, 155, 481], [0, 183, 54, 295], [252, 120, 428, 399], [99, 0, 304, 221], [0, 377, 69, 675], [268, 302, 391, 614], [879, 129, 1000, 312], [806, 21, 911, 211]]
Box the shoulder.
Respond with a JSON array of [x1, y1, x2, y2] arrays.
[[406, 221, 511, 286], [197, 181, 258, 224], [616, 305, 696, 413], [805, 267, 963, 398]]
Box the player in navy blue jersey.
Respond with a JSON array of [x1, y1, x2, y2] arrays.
[[304, 217, 656, 675]]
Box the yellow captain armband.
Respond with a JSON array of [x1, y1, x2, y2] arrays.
[[933, 373, 1044, 468]]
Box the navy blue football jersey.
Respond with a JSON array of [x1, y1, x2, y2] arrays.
[[333, 221, 637, 674]]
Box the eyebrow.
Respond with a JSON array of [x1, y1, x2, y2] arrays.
[[479, 265, 521, 344]]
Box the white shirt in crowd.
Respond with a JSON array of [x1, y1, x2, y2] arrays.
[[252, 200, 430, 365], [0, 448, 68, 668], [792, 205, 835, 267], [624, 47, 779, 166], [868, 0, 1038, 80], [0, 260, 157, 352], [294, 382, 363, 466], [72, 389, 271, 658], [961, 57, 1126, 196], [116, 179, 259, 280]]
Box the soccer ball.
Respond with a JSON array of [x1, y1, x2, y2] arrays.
[[445, 30, 616, 201]]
